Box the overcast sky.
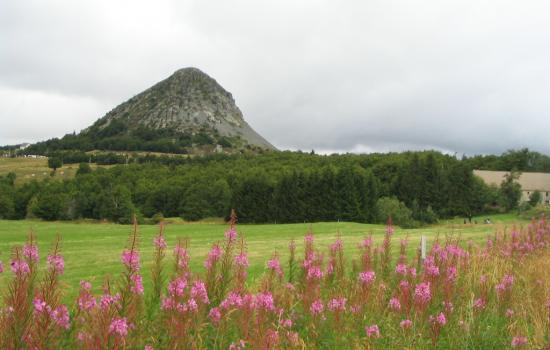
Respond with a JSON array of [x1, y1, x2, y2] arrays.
[[1, 0, 549, 155]]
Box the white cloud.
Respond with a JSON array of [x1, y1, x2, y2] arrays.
[[1, 0, 550, 154]]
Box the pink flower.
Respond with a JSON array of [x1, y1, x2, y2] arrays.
[[304, 233, 314, 244], [204, 244, 222, 269], [327, 297, 347, 312], [502, 274, 514, 287], [208, 307, 221, 324], [307, 266, 324, 280], [121, 250, 140, 271], [446, 266, 457, 282], [153, 234, 167, 249], [225, 228, 238, 242], [267, 258, 283, 276], [310, 299, 324, 315], [235, 252, 249, 267], [33, 298, 47, 313], [131, 274, 144, 295], [255, 292, 275, 311], [10, 259, 30, 275], [330, 238, 343, 253], [546, 299, 550, 309], [80, 280, 92, 291], [23, 244, 39, 263], [0, 260, 3, 273], [174, 246, 190, 269], [505, 309, 514, 318], [51, 305, 70, 329], [365, 324, 380, 338], [426, 265, 440, 277], [187, 298, 198, 312], [511, 336, 528, 347], [430, 312, 446, 326], [395, 264, 407, 275], [168, 277, 187, 297], [229, 340, 246, 350], [414, 282, 432, 305], [78, 293, 97, 311], [100, 293, 121, 310], [109, 317, 129, 337], [400, 319, 413, 329], [144, 346, 153, 350], [473, 298, 486, 310], [220, 292, 243, 310], [191, 280, 209, 304], [360, 237, 373, 248], [389, 297, 401, 311], [359, 271, 376, 285]]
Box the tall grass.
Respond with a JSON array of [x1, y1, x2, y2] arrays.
[[0, 214, 549, 349]]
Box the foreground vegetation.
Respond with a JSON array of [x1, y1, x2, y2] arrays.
[[0, 214, 548, 349]]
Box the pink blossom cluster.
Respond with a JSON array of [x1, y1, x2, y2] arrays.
[[365, 324, 380, 338], [131, 274, 144, 295], [327, 297, 347, 312], [400, 319, 413, 329], [168, 277, 187, 297], [100, 293, 121, 310], [414, 282, 432, 305], [23, 243, 39, 263], [429, 312, 447, 326], [225, 228, 238, 242], [153, 234, 167, 249], [33, 298, 70, 329], [511, 336, 528, 347], [174, 245, 190, 269], [235, 252, 249, 267], [109, 317, 129, 337], [47, 254, 64, 274], [310, 299, 324, 315], [204, 244, 222, 269], [121, 250, 140, 271], [359, 270, 376, 285], [10, 259, 30, 275], [267, 257, 283, 276], [190, 280, 209, 304]]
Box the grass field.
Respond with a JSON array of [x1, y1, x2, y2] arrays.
[[0, 157, 109, 185], [0, 214, 527, 302]]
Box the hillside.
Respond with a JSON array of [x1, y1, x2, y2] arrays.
[[22, 68, 275, 155]]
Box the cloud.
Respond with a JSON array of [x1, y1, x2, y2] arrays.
[[1, 0, 550, 155]]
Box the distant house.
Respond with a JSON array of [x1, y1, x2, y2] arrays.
[[474, 170, 550, 205], [18, 143, 31, 150]]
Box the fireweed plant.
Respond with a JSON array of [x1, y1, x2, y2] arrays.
[[0, 214, 549, 349]]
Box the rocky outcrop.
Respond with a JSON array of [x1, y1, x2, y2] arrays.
[[96, 67, 275, 150]]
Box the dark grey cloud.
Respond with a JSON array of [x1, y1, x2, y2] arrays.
[[1, 0, 550, 155]]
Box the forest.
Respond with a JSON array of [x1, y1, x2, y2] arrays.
[[1, 149, 531, 225]]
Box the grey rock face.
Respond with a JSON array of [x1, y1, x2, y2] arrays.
[[98, 67, 275, 150]]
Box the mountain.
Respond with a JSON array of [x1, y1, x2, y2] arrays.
[[91, 67, 275, 150], [24, 68, 276, 155]]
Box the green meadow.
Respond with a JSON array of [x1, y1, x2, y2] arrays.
[[0, 214, 526, 302]]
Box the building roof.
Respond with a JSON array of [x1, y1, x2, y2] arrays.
[[474, 170, 550, 192]]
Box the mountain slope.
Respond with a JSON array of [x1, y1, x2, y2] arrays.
[[90, 67, 275, 151]]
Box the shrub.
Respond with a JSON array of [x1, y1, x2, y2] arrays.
[[375, 196, 417, 228]]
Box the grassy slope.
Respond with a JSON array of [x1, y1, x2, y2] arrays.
[[0, 157, 108, 185], [0, 214, 527, 301]]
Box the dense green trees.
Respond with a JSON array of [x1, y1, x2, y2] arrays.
[[499, 171, 522, 211], [0, 150, 536, 224]]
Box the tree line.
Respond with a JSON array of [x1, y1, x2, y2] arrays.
[[0, 150, 526, 226]]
